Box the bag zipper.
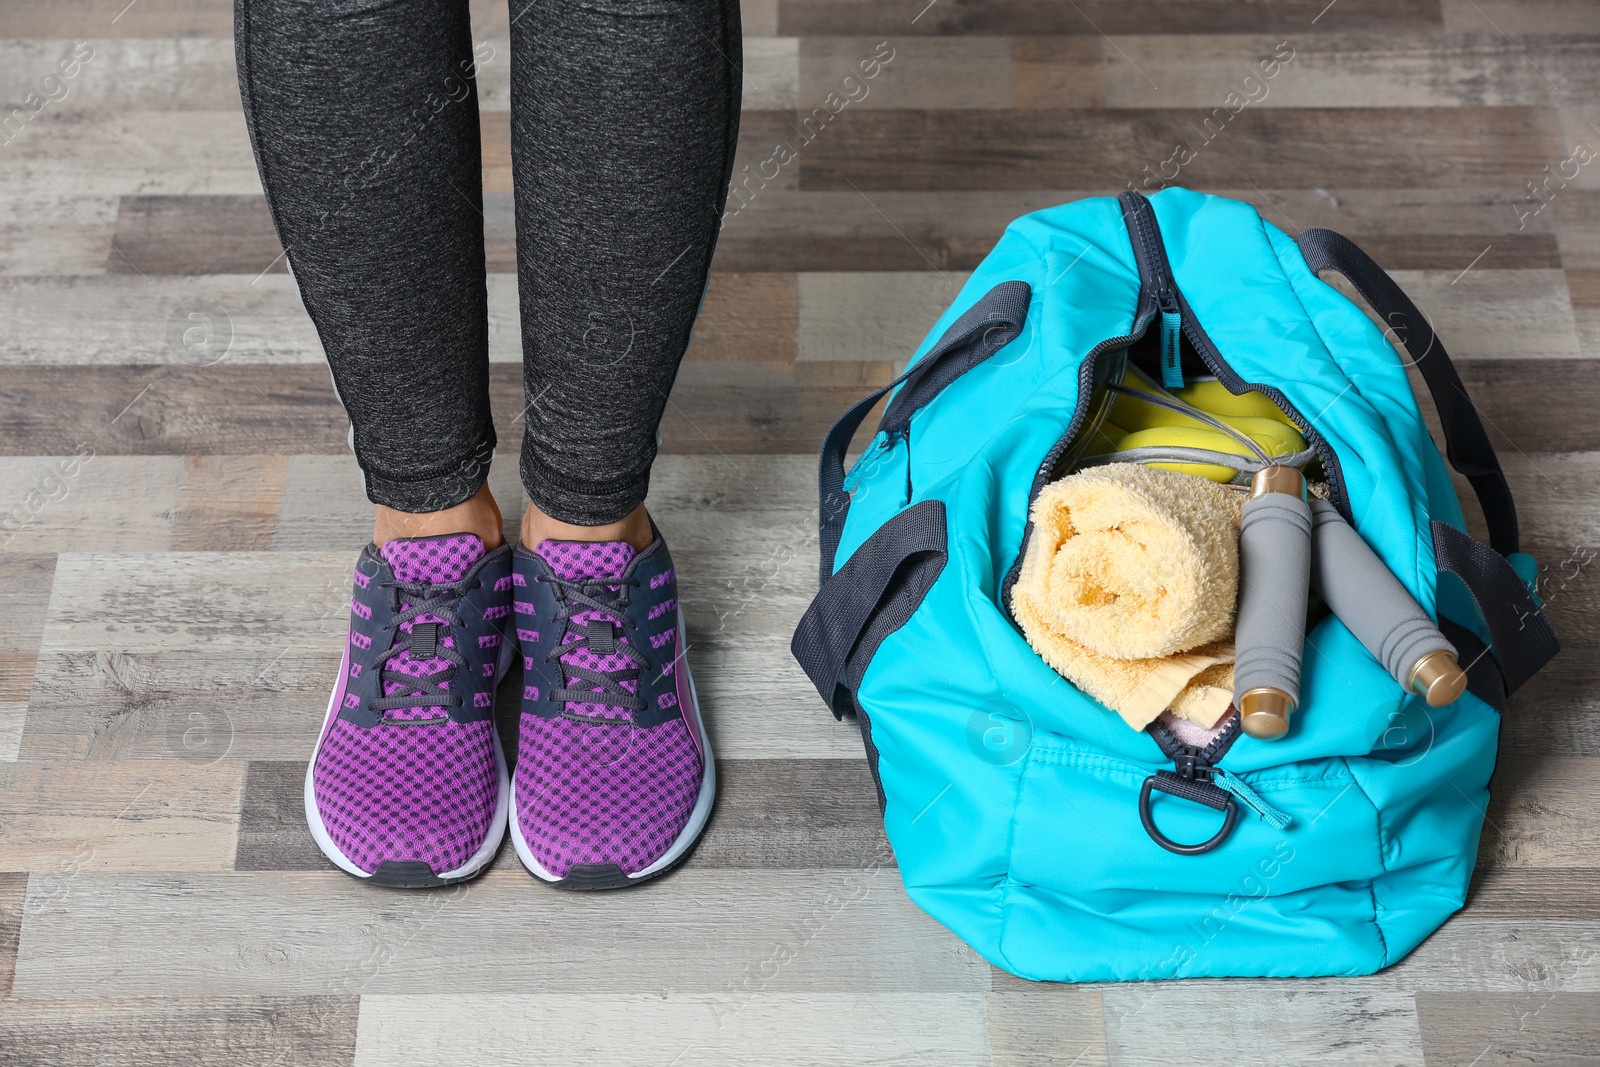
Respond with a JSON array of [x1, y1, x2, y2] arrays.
[[1118, 190, 1352, 521], [1149, 710, 1242, 770]]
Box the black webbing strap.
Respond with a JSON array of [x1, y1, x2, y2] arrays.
[[817, 281, 1031, 584], [1298, 228, 1519, 556], [1437, 617, 1508, 712], [792, 501, 948, 720], [1432, 521, 1559, 697]]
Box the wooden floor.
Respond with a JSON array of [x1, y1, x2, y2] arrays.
[[2, 1, 1599, 1063]]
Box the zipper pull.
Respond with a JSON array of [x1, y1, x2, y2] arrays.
[[1213, 767, 1293, 830], [1159, 301, 1184, 390]]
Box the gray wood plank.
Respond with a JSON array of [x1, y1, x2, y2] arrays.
[[986, 986, 1108, 1067], [686, 271, 799, 362], [1100, 988, 1426, 1066], [1012, 36, 1103, 109], [1466, 868, 1600, 919], [171, 455, 287, 551], [743, 0, 777, 36], [1555, 192, 1600, 270], [1096, 34, 1600, 109], [0, 759, 243, 872], [20, 550, 348, 762], [1415, 992, 1600, 1066], [798, 108, 1563, 191], [0, 455, 181, 552], [0, 274, 531, 364], [1450, 363, 1600, 453], [11, 869, 991, 996], [1334, 268, 1581, 361], [0, 361, 895, 457], [0, 997, 359, 1067], [352, 992, 991, 1066], [107, 195, 282, 276], [0, 39, 240, 111], [0, 870, 23, 997], [1383, 919, 1600, 992], [798, 271, 968, 361], [0, 113, 260, 198], [232, 760, 337, 873], [1479, 758, 1600, 870], [0, 553, 57, 707], [235, 757, 886, 872], [0, 0, 236, 36], [777, 0, 1443, 36], [800, 37, 1012, 110], [0, 192, 117, 276], [740, 36, 801, 111], [1443, 0, 1600, 34], [0, 702, 25, 762], [0, 275, 321, 364]]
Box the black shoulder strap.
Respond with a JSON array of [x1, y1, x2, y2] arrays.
[[817, 281, 1031, 584], [1297, 228, 1519, 556], [1432, 521, 1559, 697]]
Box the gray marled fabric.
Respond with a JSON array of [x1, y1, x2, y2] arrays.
[[235, 0, 741, 522]]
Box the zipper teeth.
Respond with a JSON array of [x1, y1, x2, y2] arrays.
[[1123, 193, 1351, 521], [1148, 710, 1242, 769], [1033, 332, 1140, 484], [1000, 329, 1142, 616]]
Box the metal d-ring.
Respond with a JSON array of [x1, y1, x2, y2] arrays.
[[1139, 773, 1239, 855]]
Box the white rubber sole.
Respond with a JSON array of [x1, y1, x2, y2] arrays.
[[304, 643, 514, 885], [509, 611, 716, 886]]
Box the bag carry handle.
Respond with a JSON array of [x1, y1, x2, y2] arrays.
[[817, 281, 1031, 584], [793, 501, 948, 720], [1297, 228, 1519, 556], [1432, 521, 1559, 699]]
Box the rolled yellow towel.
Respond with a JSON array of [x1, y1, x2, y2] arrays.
[[1012, 463, 1244, 730]]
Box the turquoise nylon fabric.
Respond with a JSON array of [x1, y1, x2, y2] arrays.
[[832, 189, 1510, 981]]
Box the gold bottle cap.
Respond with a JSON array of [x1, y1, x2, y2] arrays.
[[1409, 649, 1468, 707], [1250, 465, 1308, 500], [1238, 687, 1294, 740]]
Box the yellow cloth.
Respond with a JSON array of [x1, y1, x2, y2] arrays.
[[1012, 463, 1244, 730]]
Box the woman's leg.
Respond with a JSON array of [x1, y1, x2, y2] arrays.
[[237, 0, 514, 887], [506, 0, 741, 888], [509, 0, 742, 538], [236, 0, 499, 537]]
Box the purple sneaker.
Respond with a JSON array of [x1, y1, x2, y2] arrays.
[[509, 532, 714, 889], [306, 533, 516, 888]]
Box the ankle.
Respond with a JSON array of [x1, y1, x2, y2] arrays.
[[522, 502, 653, 553], [374, 484, 504, 549]]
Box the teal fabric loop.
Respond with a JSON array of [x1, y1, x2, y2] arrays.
[[1212, 769, 1292, 831]]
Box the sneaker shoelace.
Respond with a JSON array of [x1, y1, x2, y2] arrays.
[[536, 571, 647, 725], [368, 574, 477, 725]]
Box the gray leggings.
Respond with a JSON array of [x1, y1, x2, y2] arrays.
[[235, 0, 741, 523]]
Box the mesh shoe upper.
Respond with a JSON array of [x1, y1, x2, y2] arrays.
[[311, 534, 513, 877], [513, 536, 705, 878]]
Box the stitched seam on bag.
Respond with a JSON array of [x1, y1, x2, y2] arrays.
[[1027, 746, 1151, 780], [992, 746, 1032, 979], [1340, 756, 1393, 965], [1223, 772, 1354, 791]]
